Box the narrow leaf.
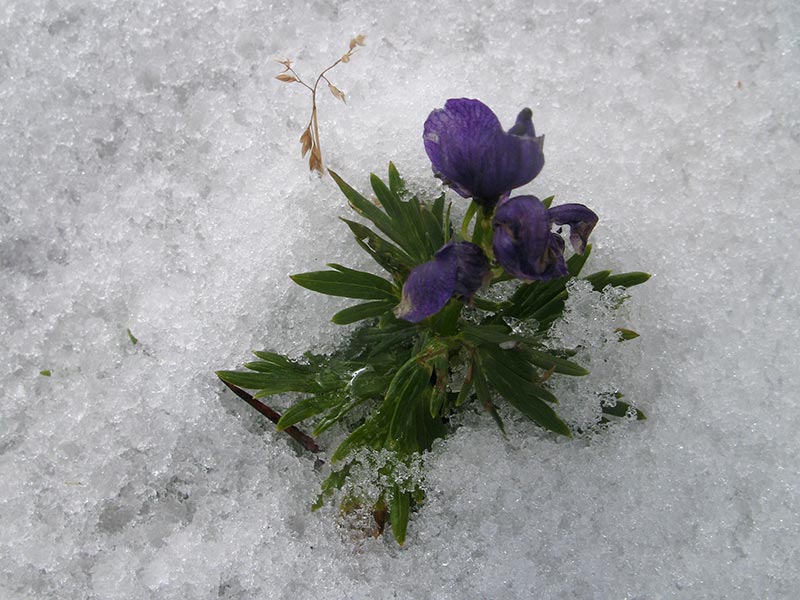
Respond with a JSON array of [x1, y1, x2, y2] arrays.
[[584, 270, 612, 290], [455, 363, 474, 407], [388, 162, 406, 196], [312, 464, 352, 510], [606, 272, 651, 288], [390, 485, 411, 546], [327, 264, 397, 294], [290, 269, 396, 300], [276, 392, 342, 431], [215, 369, 321, 395], [524, 348, 589, 376], [480, 352, 571, 436], [332, 300, 395, 325], [329, 170, 406, 247], [340, 218, 414, 276], [568, 243, 592, 276], [473, 366, 505, 435]]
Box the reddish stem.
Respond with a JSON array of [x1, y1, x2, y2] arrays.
[[221, 381, 322, 454]]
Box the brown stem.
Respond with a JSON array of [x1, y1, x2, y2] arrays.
[[311, 102, 322, 165], [286, 66, 314, 92], [221, 381, 323, 454]]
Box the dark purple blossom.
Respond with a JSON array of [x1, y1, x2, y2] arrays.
[[395, 242, 489, 323], [549, 204, 598, 254], [493, 196, 598, 281], [423, 99, 545, 211]]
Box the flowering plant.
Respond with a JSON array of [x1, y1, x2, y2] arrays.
[[217, 98, 648, 545]]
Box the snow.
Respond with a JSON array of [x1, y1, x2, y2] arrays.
[[1, 0, 798, 598]]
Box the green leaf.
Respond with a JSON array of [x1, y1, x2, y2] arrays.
[[348, 368, 393, 399], [416, 201, 445, 256], [541, 195, 554, 209], [328, 264, 396, 293], [568, 244, 592, 277], [390, 484, 411, 546], [430, 298, 462, 336], [276, 392, 343, 431], [332, 300, 395, 325], [312, 463, 352, 510], [473, 366, 505, 434], [370, 172, 406, 222], [530, 291, 569, 322], [480, 350, 571, 436], [429, 386, 446, 418], [431, 193, 445, 227], [606, 272, 651, 288], [460, 323, 519, 346], [331, 419, 383, 462], [506, 275, 569, 320], [523, 348, 589, 376], [387, 356, 434, 448], [126, 328, 138, 345], [480, 348, 559, 404], [460, 201, 479, 239], [242, 360, 308, 374], [615, 327, 640, 341], [251, 351, 298, 368], [388, 162, 406, 196], [216, 369, 323, 396], [358, 324, 417, 361], [370, 174, 435, 262], [290, 266, 397, 301], [455, 366, 474, 407], [429, 354, 449, 418], [584, 270, 612, 290], [461, 324, 587, 376], [601, 400, 646, 420], [442, 200, 452, 244], [329, 170, 404, 246], [340, 218, 414, 276], [312, 397, 364, 435], [39, 369, 51, 377]]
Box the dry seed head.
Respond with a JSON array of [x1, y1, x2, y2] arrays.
[[349, 35, 366, 49], [328, 83, 346, 104], [308, 147, 323, 173], [300, 128, 313, 157], [276, 73, 297, 83]]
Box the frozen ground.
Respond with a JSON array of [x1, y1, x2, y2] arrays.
[[1, 0, 799, 598]]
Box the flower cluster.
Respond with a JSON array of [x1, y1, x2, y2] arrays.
[[396, 98, 599, 323]]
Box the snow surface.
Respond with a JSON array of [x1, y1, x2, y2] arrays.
[[2, 0, 799, 598]]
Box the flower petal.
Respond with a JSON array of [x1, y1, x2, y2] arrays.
[[450, 241, 490, 301], [548, 203, 598, 254], [493, 195, 566, 281], [394, 251, 457, 323], [423, 99, 545, 209], [395, 242, 489, 323]]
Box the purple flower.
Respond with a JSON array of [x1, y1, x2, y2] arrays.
[[493, 196, 598, 281], [423, 99, 545, 211], [395, 242, 489, 323]]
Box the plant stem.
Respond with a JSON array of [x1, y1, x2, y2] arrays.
[[221, 381, 323, 454]]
